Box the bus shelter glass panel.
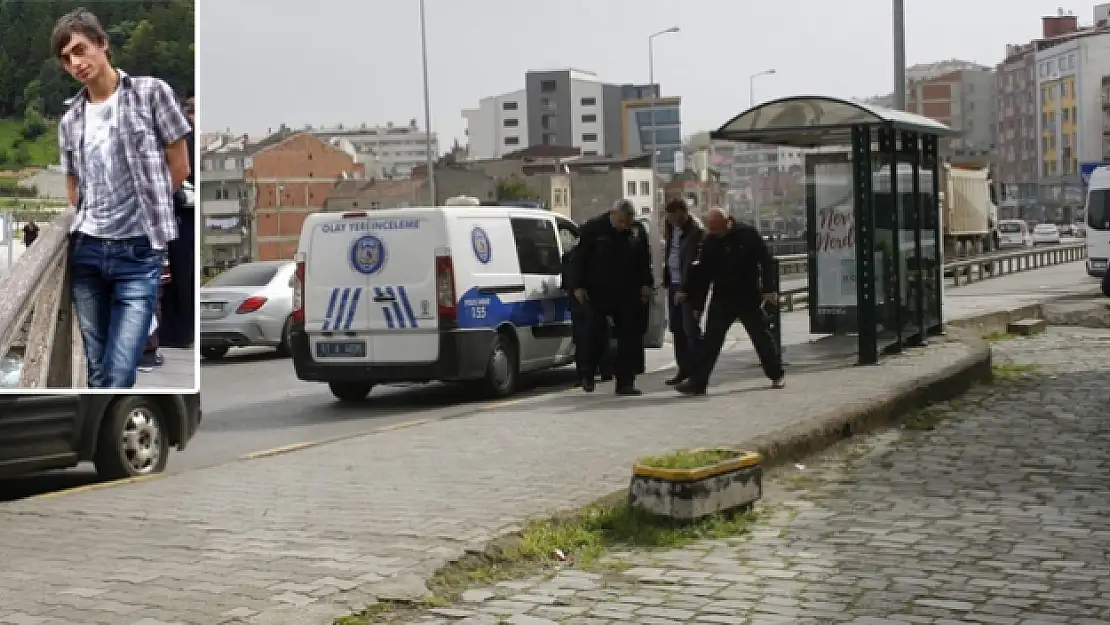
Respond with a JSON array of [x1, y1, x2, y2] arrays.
[[919, 167, 942, 330], [871, 165, 898, 350], [873, 163, 922, 341]]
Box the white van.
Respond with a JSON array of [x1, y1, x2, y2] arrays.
[[289, 197, 668, 402], [996, 219, 1032, 249]]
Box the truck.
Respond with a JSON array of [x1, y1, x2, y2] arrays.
[[941, 162, 999, 259]]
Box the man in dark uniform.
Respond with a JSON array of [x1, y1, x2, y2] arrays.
[[662, 198, 705, 385], [159, 96, 196, 348], [560, 245, 614, 384], [675, 208, 784, 395], [570, 199, 653, 395]]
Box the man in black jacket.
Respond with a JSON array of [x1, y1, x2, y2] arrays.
[[570, 199, 654, 395], [662, 198, 705, 385], [675, 208, 784, 395], [560, 245, 614, 383]]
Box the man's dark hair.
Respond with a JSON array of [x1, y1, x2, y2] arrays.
[[665, 198, 688, 214], [51, 8, 110, 61], [613, 199, 636, 217]]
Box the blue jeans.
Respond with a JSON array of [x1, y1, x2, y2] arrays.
[[668, 285, 702, 376], [71, 234, 164, 388]]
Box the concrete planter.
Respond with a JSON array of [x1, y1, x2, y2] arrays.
[[628, 449, 763, 521]]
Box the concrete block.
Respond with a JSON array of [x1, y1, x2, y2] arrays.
[[628, 451, 762, 521], [1006, 318, 1048, 336]]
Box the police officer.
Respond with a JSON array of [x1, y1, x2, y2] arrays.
[[675, 208, 785, 395], [570, 199, 653, 395], [560, 243, 614, 384]]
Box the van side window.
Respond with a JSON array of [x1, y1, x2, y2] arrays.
[[555, 219, 579, 253], [510, 217, 562, 275]]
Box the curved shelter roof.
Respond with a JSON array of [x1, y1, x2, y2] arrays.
[[710, 95, 955, 148]]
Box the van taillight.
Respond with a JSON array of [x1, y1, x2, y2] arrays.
[[435, 254, 456, 319], [292, 255, 306, 324]]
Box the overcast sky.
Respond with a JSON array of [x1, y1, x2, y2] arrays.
[[198, 0, 1089, 146]]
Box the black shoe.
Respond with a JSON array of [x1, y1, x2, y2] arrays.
[[675, 381, 707, 396], [582, 377, 596, 393], [615, 386, 643, 396], [664, 374, 688, 386], [138, 351, 164, 373]]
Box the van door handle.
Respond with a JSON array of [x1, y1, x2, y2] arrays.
[[478, 284, 526, 295], [373, 294, 396, 302]]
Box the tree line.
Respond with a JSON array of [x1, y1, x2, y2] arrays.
[[0, 0, 195, 122]]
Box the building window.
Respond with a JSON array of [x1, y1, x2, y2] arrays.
[[627, 181, 637, 195], [503, 118, 519, 127], [640, 181, 651, 196], [202, 159, 212, 171], [582, 133, 598, 142], [502, 101, 518, 111], [581, 114, 597, 123], [541, 114, 555, 130], [540, 80, 557, 93], [504, 136, 520, 146], [541, 98, 556, 111], [215, 188, 229, 200], [580, 97, 596, 106], [542, 133, 556, 145]]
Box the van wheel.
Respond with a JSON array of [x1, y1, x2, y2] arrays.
[[480, 333, 518, 398], [94, 397, 170, 480], [201, 346, 229, 360], [329, 381, 375, 403], [276, 317, 293, 357]]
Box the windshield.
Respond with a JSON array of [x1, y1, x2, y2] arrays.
[[1034, 225, 1056, 232], [1089, 189, 1110, 231], [206, 263, 282, 287], [999, 222, 1022, 233]]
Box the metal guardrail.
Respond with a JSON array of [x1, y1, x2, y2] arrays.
[[775, 243, 1088, 312], [0, 208, 87, 388]]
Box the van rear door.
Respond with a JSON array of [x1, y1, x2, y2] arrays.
[[303, 213, 376, 364], [359, 211, 445, 364]]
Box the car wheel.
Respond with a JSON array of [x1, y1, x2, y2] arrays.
[[328, 381, 375, 403], [201, 346, 229, 360], [94, 396, 170, 480], [276, 316, 293, 357], [478, 332, 518, 398]]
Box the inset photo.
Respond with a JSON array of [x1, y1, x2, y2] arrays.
[[0, 1, 197, 391]]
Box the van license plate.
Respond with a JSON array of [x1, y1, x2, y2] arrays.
[[315, 341, 367, 358]]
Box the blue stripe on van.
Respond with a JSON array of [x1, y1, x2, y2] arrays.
[[454, 286, 572, 330]]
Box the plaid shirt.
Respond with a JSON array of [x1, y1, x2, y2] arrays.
[[59, 69, 191, 249]]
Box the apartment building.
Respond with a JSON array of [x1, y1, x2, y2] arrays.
[[463, 69, 681, 180], [1034, 13, 1110, 213], [904, 64, 997, 160], [995, 42, 1040, 211], [308, 119, 438, 180], [199, 133, 258, 269]]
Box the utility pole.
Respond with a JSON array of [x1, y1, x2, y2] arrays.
[[893, 0, 907, 110]]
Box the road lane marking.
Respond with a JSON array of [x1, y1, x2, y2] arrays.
[[239, 441, 318, 460], [27, 474, 159, 500]]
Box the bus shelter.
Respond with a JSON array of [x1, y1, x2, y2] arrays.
[[710, 96, 957, 365]]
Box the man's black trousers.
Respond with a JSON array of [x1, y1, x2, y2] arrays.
[[688, 302, 783, 389]]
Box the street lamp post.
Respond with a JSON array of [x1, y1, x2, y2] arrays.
[[648, 26, 680, 210], [749, 68, 776, 108], [748, 69, 776, 232], [893, 0, 906, 110], [419, 0, 437, 204]]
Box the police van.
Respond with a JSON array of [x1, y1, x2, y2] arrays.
[[289, 196, 668, 402]]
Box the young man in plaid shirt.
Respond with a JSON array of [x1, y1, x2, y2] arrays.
[[53, 8, 192, 388]]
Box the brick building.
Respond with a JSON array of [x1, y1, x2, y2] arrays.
[[246, 133, 364, 261]]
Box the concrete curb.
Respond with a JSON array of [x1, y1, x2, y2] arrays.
[[737, 338, 992, 471], [946, 303, 1046, 336]]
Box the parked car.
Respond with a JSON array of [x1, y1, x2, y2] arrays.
[[0, 394, 201, 480], [1032, 223, 1061, 246], [200, 260, 296, 360], [997, 219, 1032, 249]]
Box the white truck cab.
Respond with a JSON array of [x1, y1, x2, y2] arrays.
[[289, 198, 667, 402]]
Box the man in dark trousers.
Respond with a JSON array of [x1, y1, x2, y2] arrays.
[[662, 198, 705, 385], [159, 96, 196, 348], [560, 244, 614, 384], [570, 199, 654, 395], [675, 208, 784, 395]]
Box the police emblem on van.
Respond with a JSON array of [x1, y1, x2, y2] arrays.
[[350, 235, 386, 275], [471, 226, 492, 264]]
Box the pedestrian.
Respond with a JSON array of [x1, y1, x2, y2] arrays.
[[674, 207, 784, 395], [22, 221, 39, 247], [1102, 267, 1109, 298], [53, 8, 192, 388], [569, 199, 654, 395], [139, 261, 170, 372], [560, 243, 614, 385], [159, 95, 197, 349], [662, 198, 705, 386]]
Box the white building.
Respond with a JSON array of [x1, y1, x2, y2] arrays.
[[620, 167, 655, 217], [461, 89, 529, 160], [1034, 24, 1110, 206], [309, 120, 438, 180]]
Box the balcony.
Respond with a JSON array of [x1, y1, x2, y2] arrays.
[[201, 198, 244, 217]]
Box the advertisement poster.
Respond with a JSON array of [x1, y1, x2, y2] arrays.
[[811, 162, 858, 334]]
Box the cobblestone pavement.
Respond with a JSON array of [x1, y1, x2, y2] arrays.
[[0, 333, 982, 624], [394, 327, 1110, 624]]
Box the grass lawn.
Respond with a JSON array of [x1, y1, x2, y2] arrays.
[[0, 118, 59, 170]]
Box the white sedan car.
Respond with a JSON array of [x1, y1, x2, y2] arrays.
[[1032, 223, 1061, 246]]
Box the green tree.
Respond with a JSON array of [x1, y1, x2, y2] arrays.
[[13, 142, 31, 167], [496, 176, 541, 203]]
